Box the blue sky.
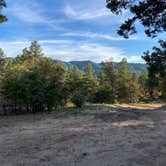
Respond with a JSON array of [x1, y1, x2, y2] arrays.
[[0, 0, 162, 63]]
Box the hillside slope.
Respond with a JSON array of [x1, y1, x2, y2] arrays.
[[54, 60, 147, 74]]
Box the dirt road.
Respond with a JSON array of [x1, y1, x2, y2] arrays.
[[0, 104, 166, 166]]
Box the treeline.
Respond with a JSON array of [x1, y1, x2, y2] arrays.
[[0, 41, 164, 114]]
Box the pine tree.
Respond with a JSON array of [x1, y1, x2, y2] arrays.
[[22, 48, 31, 60], [102, 61, 118, 102], [117, 58, 131, 102], [139, 71, 149, 98], [68, 66, 85, 107], [83, 64, 98, 102], [29, 41, 44, 58], [143, 40, 166, 99], [128, 73, 140, 103]]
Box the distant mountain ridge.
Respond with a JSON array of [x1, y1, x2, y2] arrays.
[[53, 60, 147, 74]]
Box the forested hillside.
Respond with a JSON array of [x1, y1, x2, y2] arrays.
[[53, 60, 147, 74]]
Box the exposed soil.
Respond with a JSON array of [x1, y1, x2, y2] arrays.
[[0, 104, 166, 166]]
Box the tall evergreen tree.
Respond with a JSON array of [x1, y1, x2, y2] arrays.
[[128, 73, 140, 103], [143, 40, 166, 98], [29, 41, 44, 58], [68, 66, 85, 107], [139, 71, 149, 98], [102, 61, 118, 102], [21, 48, 31, 60], [117, 58, 131, 102], [94, 71, 112, 103], [83, 64, 98, 102]]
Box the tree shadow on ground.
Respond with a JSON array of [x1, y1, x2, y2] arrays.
[[85, 104, 166, 123]]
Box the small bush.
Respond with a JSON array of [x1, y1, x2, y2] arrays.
[[72, 95, 85, 108], [93, 89, 113, 103]]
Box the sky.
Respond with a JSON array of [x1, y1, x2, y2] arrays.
[[0, 0, 163, 63]]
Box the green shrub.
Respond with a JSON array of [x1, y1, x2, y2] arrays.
[[72, 95, 85, 108]]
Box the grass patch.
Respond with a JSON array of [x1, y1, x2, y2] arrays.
[[50, 106, 86, 117]]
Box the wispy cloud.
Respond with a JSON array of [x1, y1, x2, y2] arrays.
[[62, 32, 139, 41], [65, 5, 111, 20], [0, 40, 143, 63], [12, 8, 48, 24], [10, 1, 66, 31], [64, 4, 129, 25], [44, 42, 144, 63], [0, 40, 73, 57], [68, 43, 142, 63], [38, 40, 73, 45]]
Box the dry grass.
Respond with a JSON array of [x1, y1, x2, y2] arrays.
[[112, 103, 165, 110], [0, 103, 166, 166]]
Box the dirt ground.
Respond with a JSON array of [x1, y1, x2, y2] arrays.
[[0, 104, 166, 166]]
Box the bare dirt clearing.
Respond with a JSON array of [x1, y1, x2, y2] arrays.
[[0, 104, 166, 166]]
